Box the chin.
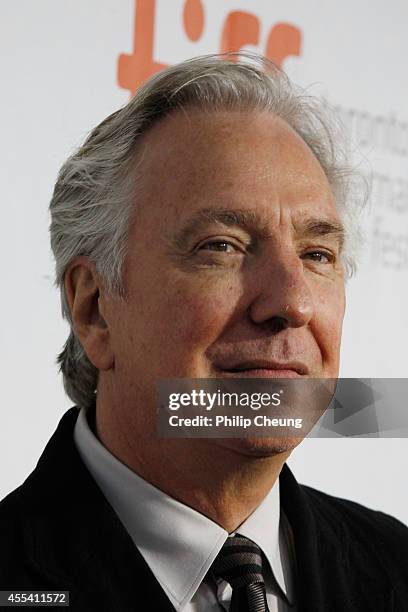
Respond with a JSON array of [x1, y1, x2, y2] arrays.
[[215, 436, 304, 458]]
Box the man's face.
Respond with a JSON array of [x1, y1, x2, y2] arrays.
[[102, 109, 346, 454]]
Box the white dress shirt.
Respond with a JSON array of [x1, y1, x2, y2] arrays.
[[74, 407, 296, 611]]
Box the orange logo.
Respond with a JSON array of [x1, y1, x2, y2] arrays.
[[118, 0, 302, 97]]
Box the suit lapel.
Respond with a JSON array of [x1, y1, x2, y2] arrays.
[[20, 408, 175, 611], [280, 464, 393, 611]]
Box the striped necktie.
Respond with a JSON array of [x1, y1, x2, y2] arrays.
[[211, 534, 270, 612]]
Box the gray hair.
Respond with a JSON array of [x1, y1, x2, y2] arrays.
[[49, 52, 363, 408]]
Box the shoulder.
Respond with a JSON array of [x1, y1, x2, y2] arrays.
[[0, 483, 34, 586], [0, 481, 27, 532], [0, 408, 82, 586], [0, 406, 82, 534], [301, 483, 408, 572], [302, 482, 408, 536]]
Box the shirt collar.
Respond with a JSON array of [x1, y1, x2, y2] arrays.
[[235, 479, 287, 598], [74, 406, 288, 610]]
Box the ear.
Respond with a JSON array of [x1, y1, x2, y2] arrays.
[[64, 257, 114, 371]]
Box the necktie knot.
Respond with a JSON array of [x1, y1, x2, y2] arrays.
[[211, 535, 270, 611]]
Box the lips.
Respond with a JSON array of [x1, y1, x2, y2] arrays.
[[217, 360, 309, 378]]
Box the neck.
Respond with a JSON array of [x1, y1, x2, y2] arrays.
[[96, 396, 290, 533]]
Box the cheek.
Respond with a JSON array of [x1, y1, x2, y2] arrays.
[[117, 264, 244, 369], [166, 281, 241, 348], [313, 285, 345, 366]]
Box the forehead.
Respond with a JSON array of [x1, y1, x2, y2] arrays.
[[137, 108, 337, 224]]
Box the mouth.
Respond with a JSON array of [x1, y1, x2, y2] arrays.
[[216, 360, 308, 378]]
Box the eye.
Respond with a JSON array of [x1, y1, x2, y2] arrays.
[[198, 240, 239, 253], [302, 250, 334, 264]]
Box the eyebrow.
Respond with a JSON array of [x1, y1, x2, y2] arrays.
[[296, 218, 346, 251], [170, 207, 345, 251], [171, 208, 271, 249]]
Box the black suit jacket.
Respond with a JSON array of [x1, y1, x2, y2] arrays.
[[1, 408, 407, 611]]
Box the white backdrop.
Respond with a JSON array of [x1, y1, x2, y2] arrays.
[[1, 0, 407, 524]]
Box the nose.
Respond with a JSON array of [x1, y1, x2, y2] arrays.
[[248, 254, 314, 330]]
